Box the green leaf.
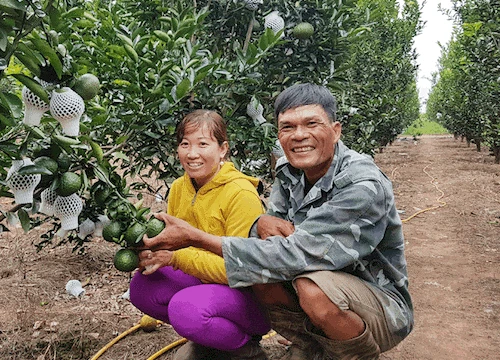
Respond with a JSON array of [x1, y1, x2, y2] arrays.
[[0, 28, 7, 52], [93, 164, 113, 186], [175, 78, 191, 99], [18, 208, 30, 233], [11, 74, 49, 103], [117, 33, 134, 47], [0, 0, 27, 11], [30, 37, 63, 79], [112, 151, 129, 161], [0, 114, 16, 127], [17, 165, 53, 175], [14, 52, 41, 77]]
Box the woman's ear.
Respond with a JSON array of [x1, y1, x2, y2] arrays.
[[221, 141, 229, 159]]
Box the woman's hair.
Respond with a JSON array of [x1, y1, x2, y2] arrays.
[[274, 83, 337, 122], [176, 109, 228, 146]]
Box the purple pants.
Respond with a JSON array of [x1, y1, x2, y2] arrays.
[[130, 266, 271, 351]]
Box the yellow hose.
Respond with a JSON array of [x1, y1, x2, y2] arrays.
[[90, 323, 141, 360], [399, 164, 447, 223], [146, 337, 188, 360], [146, 330, 277, 360]]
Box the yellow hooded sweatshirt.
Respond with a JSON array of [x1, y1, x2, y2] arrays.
[[167, 162, 264, 284]]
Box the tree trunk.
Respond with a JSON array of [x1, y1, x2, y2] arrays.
[[474, 138, 481, 152], [494, 147, 500, 164]]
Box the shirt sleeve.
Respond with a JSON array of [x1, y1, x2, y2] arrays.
[[170, 186, 264, 284], [222, 179, 390, 287]]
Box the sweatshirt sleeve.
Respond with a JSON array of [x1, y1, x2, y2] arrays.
[[170, 183, 264, 284], [221, 179, 389, 287]]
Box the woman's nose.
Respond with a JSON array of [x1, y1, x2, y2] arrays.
[[187, 150, 199, 158]]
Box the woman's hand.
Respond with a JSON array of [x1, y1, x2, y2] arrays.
[[138, 249, 173, 275], [257, 214, 295, 239]]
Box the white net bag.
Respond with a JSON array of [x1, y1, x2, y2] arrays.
[[264, 11, 285, 35], [54, 193, 83, 230], [271, 139, 285, 158], [22, 85, 50, 126], [39, 188, 58, 216], [93, 214, 110, 237], [6, 158, 41, 204], [246, 101, 266, 125], [49, 87, 85, 136], [243, 0, 263, 11], [65, 279, 85, 297], [78, 218, 95, 239]]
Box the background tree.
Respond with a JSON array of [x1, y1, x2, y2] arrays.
[[427, 0, 500, 162]]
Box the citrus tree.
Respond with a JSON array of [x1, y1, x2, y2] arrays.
[[1, 0, 377, 254], [339, 0, 421, 154], [427, 0, 500, 162]]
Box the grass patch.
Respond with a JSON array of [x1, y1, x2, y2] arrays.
[[404, 119, 449, 136]]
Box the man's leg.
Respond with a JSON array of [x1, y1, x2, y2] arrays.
[[294, 277, 380, 359], [293, 271, 412, 359], [252, 283, 323, 360]]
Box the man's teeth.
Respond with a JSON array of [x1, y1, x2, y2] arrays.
[[293, 146, 313, 153]]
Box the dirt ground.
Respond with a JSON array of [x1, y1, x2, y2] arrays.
[[0, 135, 498, 360]]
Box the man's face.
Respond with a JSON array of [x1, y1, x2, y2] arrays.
[[277, 104, 341, 184]]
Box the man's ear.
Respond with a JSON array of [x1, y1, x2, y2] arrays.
[[332, 121, 342, 143]]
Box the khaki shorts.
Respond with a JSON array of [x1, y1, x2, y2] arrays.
[[293, 271, 399, 352]]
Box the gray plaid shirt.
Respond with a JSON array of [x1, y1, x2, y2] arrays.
[[222, 140, 413, 339]]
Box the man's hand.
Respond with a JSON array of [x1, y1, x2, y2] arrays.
[[142, 212, 194, 251], [140, 212, 224, 257], [257, 214, 295, 239]]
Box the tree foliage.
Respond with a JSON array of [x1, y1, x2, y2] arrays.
[[426, 0, 500, 162], [0, 0, 421, 250]]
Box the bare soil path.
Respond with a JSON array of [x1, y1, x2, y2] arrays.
[[0, 135, 499, 359]]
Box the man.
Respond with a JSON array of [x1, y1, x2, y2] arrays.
[[141, 83, 413, 359]]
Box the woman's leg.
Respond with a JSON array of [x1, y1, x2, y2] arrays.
[[130, 267, 202, 322], [168, 284, 271, 351]]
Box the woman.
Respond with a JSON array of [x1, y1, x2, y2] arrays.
[[130, 110, 270, 360]]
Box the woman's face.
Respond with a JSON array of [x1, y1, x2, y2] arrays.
[[177, 124, 228, 188]]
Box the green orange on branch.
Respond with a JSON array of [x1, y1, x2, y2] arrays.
[[73, 73, 100, 100], [113, 248, 139, 272], [102, 221, 122, 243], [146, 217, 165, 238], [56, 172, 82, 196], [124, 222, 146, 247], [292, 22, 314, 39], [34, 156, 58, 175]]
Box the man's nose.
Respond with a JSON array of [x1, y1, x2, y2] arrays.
[[292, 125, 309, 139]]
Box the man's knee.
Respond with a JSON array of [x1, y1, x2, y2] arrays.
[[294, 278, 344, 323]]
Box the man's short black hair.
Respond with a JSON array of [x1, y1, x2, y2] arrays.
[[274, 83, 337, 122]]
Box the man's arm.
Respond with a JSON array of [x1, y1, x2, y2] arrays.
[[143, 212, 224, 256]]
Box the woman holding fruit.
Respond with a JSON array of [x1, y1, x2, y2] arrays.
[[130, 109, 271, 360]]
